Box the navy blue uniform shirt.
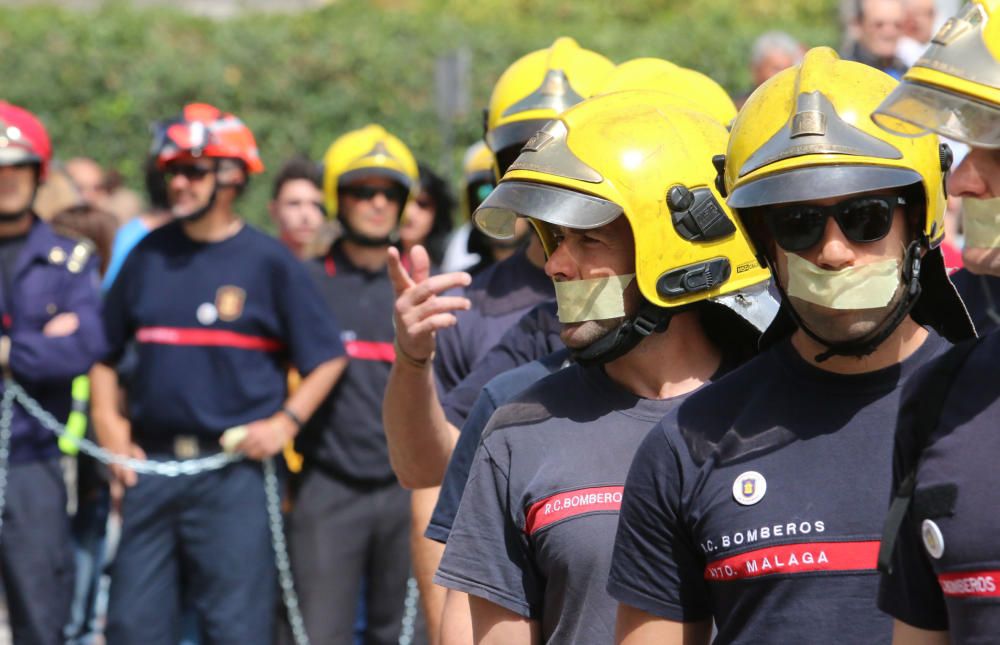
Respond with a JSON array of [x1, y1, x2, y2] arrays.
[[295, 242, 399, 485], [609, 333, 948, 644], [4, 217, 105, 463], [426, 348, 570, 545], [433, 246, 553, 396], [101, 221, 344, 441], [879, 331, 1000, 641]]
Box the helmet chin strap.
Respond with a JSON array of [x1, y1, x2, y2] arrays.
[[338, 212, 400, 248], [173, 160, 220, 223], [776, 239, 924, 363], [571, 300, 673, 367]]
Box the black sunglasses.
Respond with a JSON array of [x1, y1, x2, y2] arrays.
[[164, 164, 214, 182], [763, 194, 906, 252], [341, 184, 408, 203]]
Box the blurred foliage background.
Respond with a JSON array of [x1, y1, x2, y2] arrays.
[[0, 0, 840, 228]]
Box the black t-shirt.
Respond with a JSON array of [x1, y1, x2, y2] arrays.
[[433, 247, 553, 396], [426, 348, 570, 545], [296, 243, 399, 484], [436, 363, 708, 644], [441, 301, 563, 429], [879, 331, 1000, 641], [609, 333, 948, 644], [951, 269, 1000, 336], [102, 222, 344, 439]]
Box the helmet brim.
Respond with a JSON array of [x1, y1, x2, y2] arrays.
[[872, 80, 1000, 149], [0, 147, 41, 167], [474, 180, 621, 239], [339, 167, 413, 192], [727, 164, 923, 210]]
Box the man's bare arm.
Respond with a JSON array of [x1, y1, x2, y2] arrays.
[[615, 603, 712, 645], [440, 589, 473, 645], [469, 595, 539, 645], [891, 619, 949, 645], [383, 245, 470, 488]]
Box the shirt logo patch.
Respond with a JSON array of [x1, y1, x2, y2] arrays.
[[215, 286, 246, 322], [196, 302, 218, 326], [922, 519, 945, 559], [938, 571, 1000, 598], [524, 485, 624, 535], [733, 471, 767, 506]]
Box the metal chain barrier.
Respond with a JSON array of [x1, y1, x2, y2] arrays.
[[0, 387, 15, 538], [0, 378, 311, 645], [397, 575, 421, 645]]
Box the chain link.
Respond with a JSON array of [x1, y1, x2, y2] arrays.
[[0, 379, 311, 645], [0, 388, 15, 538], [398, 576, 419, 645]]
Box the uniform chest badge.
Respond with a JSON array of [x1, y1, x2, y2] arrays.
[[196, 302, 218, 326], [215, 286, 246, 322], [922, 519, 945, 559], [733, 471, 767, 506]]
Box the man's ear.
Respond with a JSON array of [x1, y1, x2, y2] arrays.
[[216, 161, 246, 187]]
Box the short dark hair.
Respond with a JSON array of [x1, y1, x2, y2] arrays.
[[272, 155, 321, 200], [414, 162, 455, 266]]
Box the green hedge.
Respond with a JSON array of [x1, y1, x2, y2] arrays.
[[0, 0, 839, 229]]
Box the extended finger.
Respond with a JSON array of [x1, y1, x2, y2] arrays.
[[399, 272, 472, 310], [401, 296, 471, 329], [409, 245, 432, 284], [386, 247, 414, 295], [407, 313, 461, 338]]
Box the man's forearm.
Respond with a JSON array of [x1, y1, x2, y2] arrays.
[[383, 360, 459, 489], [285, 356, 347, 433], [89, 362, 128, 447]]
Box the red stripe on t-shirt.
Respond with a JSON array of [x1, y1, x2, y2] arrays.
[[938, 570, 1000, 598], [524, 486, 624, 535], [345, 340, 396, 363], [704, 540, 879, 581], [136, 327, 285, 352], [324, 255, 337, 277]]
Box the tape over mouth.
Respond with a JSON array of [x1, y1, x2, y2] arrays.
[[786, 254, 901, 310], [474, 180, 622, 239], [962, 197, 1000, 248], [873, 81, 1000, 148], [554, 273, 635, 323]]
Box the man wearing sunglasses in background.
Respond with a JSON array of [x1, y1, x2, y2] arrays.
[[94, 103, 347, 644], [872, 2, 1000, 641], [609, 48, 974, 644], [284, 124, 420, 645]]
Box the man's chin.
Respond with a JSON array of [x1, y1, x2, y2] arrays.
[[559, 319, 621, 350], [791, 304, 891, 345]]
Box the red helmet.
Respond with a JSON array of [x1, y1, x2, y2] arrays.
[[155, 103, 264, 174], [0, 101, 52, 179]]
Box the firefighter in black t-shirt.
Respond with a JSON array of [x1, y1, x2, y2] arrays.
[[286, 124, 420, 645], [872, 2, 1000, 641], [609, 47, 976, 645]]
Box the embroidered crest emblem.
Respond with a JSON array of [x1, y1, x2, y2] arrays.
[[215, 286, 246, 322], [733, 471, 767, 506]]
